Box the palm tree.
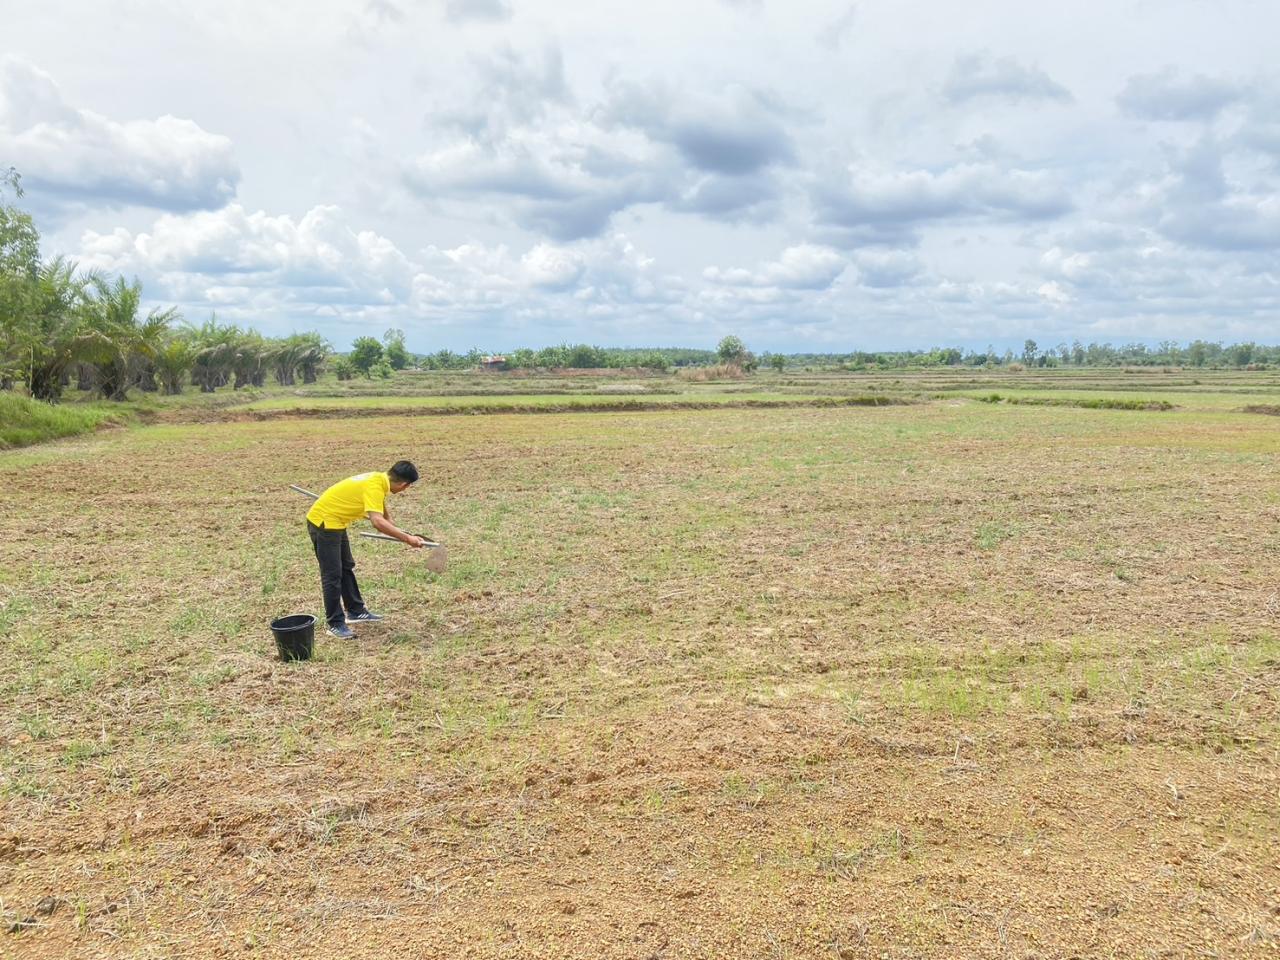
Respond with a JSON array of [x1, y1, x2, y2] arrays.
[[81, 276, 180, 401], [0, 212, 40, 387], [189, 316, 240, 392], [153, 333, 194, 395], [21, 257, 96, 402], [297, 332, 329, 383], [232, 329, 270, 388], [270, 332, 329, 385]]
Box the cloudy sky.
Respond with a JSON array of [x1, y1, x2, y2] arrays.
[[3, 0, 1278, 352]]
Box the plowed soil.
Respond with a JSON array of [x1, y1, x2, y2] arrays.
[[1, 401, 1277, 958]]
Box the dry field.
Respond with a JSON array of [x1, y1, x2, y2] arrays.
[[1, 393, 1278, 958]]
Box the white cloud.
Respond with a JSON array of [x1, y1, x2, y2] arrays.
[[672, 170, 785, 223], [82, 204, 416, 305], [444, 0, 512, 23], [1110, 130, 1280, 252], [851, 249, 923, 288], [435, 45, 571, 140], [600, 82, 796, 176], [0, 58, 237, 214], [403, 128, 673, 240], [1117, 67, 1242, 121], [813, 160, 1072, 244], [817, 6, 858, 52], [1037, 280, 1071, 304], [521, 243, 585, 289], [404, 58, 799, 238], [942, 52, 1073, 105], [77, 203, 686, 343], [704, 244, 846, 290], [364, 0, 404, 23]]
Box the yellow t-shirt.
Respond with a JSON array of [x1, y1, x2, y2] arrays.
[[306, 472, 390, 530]]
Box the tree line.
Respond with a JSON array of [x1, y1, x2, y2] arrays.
[[5, 168, 1276, 405], [1, 171, 343, 401], [829, 338, 1280, 371]]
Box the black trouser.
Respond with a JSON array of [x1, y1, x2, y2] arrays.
[[307, 521, 368, 627]]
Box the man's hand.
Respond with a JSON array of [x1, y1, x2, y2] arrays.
[[369, 511, 425, 547]]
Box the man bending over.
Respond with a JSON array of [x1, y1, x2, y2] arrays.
[[306, 460, 427, 639]]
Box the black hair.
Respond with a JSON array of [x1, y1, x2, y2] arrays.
[[388, 460, 420, 484]]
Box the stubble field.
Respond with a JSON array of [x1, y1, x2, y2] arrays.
[[2, 383, 1278, 958]]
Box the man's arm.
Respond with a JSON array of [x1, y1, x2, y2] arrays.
[[368, 511, 426, 548]]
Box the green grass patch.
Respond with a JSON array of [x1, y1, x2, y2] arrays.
[[0, 393, 130, 448], [974, 392, 1173, 411], [233, 392, 915, 418]]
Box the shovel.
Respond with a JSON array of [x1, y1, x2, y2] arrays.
[[290, 484, 448, 574]]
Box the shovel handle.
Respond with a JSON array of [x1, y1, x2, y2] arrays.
[[358, 531, 441, 548]]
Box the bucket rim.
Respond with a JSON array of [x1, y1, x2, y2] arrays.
[[271, 614, 317, 631]]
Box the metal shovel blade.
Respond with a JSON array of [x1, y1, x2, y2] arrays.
[[424, 544, 448, 574], [355, 531, 447, 573]]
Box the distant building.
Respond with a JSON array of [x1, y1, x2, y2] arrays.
[[479, 355, 508, 372]]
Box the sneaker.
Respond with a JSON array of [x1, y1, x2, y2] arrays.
[[326, 623, 357, 640], [346, 611, 385, 625]]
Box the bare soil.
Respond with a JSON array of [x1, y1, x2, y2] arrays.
[[1, 402, 1277, 959]]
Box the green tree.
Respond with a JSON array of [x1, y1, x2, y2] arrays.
[[639, 351, 670, 373], [19, 257, 98, 402], [332, 356, 355, 380], [1, 169, 42, 390], [350, 336, 383, 376], [232, 329, 271, 388], [383, 328, 410, 370], [271, 332, 328, 386], [296, 332, 328, 383], [567, 343, 605, 368], [81, 275, 180, 400], [536, 344, 569, 368], [768, 353, 786, 372], [188, 316, 241, 392], [272, 334, 304, 386], [153, 333, 194, 395], [427, 348, 458, 370], [1022, 339, 1038, 365], [1230, 342, 1255, 367], [507, 347, 537, 369], [717, 335, 748, 365]]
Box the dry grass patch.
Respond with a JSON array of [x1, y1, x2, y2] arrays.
[[1, 401, 1278, 957]]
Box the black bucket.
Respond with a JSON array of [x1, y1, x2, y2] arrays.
[[270, 614, 316, 662]]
